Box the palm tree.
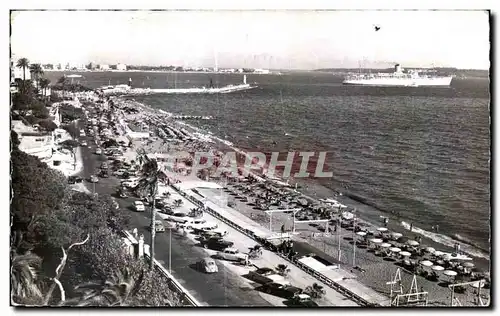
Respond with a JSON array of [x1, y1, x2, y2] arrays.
[[173, 199, 183, 208], [39, 78, 50, 99], [276, 264, 290, 277], [30, 63, 44, 88], [135, 150, 167, 270], [57, 76, 68, 98], [16, 58, 30, 81], [11, 251, 44, 305], [67, 268, 144, 306], [304, 283, 325, 299]]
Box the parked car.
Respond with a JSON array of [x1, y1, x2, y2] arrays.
[[248, 268, 289, 285], [152, 220, 165, 232], [201, 228, 228, 239], [100, 162, 109, 170], [113, 169, 127, 177], [117, 190, 128, 198], [99, 170, 109, 178], [200, 237, 234, 251], [95, 148, 102, 155], [166, 212, 190, 223], [182, 219, 218, 231], [288, 294, 318, 307], [216, 248, 248, 263], [68, 176, 76, 184], [134, 201, 145, 212], [196, 257, 218, 274], [89, 175, 99, 183], [81, 141, 88, 146], [257, 282, 303, 299]]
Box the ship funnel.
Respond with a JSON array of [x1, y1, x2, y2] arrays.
[[395, 64, 402, 73], [243, 75, 247, 84]]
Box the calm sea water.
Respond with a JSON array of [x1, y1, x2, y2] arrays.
[[46, 71, 490, 258]]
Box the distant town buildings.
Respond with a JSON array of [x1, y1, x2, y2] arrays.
[[116, 63, 127, 71], [254, 68, 270, 74], [99, 64, 110, 71]]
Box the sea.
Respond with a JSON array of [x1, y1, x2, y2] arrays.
[[45, 71, 491, 260]]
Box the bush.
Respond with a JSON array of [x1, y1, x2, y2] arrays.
[[37, 119, 57, 131], [11, 149, 68, 250]]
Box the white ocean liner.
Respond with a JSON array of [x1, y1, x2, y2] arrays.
[[342, 64, 453, 87]]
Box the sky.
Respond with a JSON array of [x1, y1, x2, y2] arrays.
[[10, 10, 490, 70]]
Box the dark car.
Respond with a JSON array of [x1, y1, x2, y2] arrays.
[[257, 282, 303, 299], [99, 170, 109, 178], [199, 237, 234, 251], [68, 176, 76, 184]]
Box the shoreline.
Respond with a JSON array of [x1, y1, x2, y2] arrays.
[[108, 95, 489, 306], [117, 96, 489, 264]]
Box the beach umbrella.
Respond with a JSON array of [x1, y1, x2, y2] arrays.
[[400, 251, 412, 257], [443, 270, 457, 277], [356, 231, 367, 236], [407, 240, 419, 246], [377, 227, 388, 232], [463, 262, 475, 268], [391, 232, 403, 239], [342, 211, 354, 220], [397, 236, 409, 243], [425, 247, 436, 253], [380, 243, 392, 248], [420, 260, 433, 267], [432, 265, 444, 271], [390, 247, 401, 253], [470, 280, 485, 288], [370, 238, 383, 244]]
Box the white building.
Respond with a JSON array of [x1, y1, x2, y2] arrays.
[[12, 120, 54, 159], [99, 64, 110, 70], [254, 69, 270, 74], [13, 66, 31, 81], [116, 63, 127, 71]]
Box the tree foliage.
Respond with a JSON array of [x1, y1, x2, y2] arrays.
[[37, 119, 57, 132], [11, 149, 68, 244]]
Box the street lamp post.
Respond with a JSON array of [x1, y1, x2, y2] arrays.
[[338, 214, 342, 262], [353, 212, 357, 267], [169, 225, 172, 273]]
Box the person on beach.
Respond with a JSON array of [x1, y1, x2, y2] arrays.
[[410, 222, 413, 232], [384, 217, 389, 227]]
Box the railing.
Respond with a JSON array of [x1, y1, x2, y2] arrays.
[[172, 186, 379, 307], [121, 230, 201, 307]]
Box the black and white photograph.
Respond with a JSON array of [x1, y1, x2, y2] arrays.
[[8, 6, 491, 308]]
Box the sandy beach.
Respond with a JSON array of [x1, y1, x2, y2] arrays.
[[108, 95, 490, 307]]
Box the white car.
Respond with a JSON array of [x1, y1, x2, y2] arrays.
[[81, 141, 88, 146], [216, 248, 248, 263], [122, 180, 138, 188], [167, 212, 190, 223], [134, 201, 145, 212], [95, 148, 102, 155], [183, 219, 218, 231]]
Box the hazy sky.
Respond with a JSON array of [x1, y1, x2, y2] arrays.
[[11, 10, 490, 69]]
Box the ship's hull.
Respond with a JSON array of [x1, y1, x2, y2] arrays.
[[342, 76, 453, 87]]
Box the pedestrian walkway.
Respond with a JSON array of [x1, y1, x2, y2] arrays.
[[178, 184, 390, 306]]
